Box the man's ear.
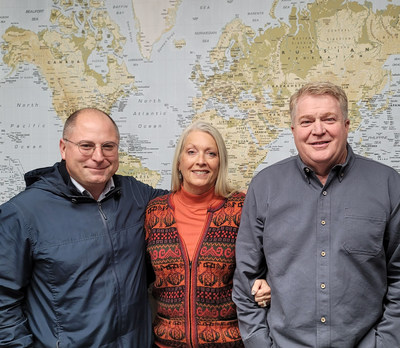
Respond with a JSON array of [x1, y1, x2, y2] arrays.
[[345, 119, 350, 131], [60, 139, 67, 160]]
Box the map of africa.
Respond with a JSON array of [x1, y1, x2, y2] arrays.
[[1, 0, 400, 203]]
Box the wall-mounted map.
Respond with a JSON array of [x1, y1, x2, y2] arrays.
[[1, 0, 399, 203]]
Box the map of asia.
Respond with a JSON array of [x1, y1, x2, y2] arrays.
[[1, 0, 400, 203]]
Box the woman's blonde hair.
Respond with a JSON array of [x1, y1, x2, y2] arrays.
[[171, 121, 235, 197]]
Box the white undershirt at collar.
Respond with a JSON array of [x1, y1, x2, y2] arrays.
[[70, 177, 115, 202]]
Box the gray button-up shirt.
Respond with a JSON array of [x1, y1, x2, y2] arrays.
[[233, 145, 400, 347]]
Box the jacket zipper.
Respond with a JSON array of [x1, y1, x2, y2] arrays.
[[97, 201, 108, 220], [97, 201, 123, 346]]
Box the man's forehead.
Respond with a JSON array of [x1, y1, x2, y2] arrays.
[[297, 95, 340, 109], [68, 118, 118, 139], [297, 111, 339, 118]]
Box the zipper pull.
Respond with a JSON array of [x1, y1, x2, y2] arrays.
[[97, 202, 107, 220]]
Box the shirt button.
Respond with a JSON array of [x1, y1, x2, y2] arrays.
[[321, 283, 326, 289], [321, 251, 326, 257], [321, 220, 326, 225], [322, 191, 327, 196], [321, 317, 326, 323]]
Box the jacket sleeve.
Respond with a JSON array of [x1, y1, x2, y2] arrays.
[[0, 202, 33, 347], [150, 187, 169, 201], [134, 177, 169, 206], [144, 201, 156, 286], [232, 183, 271, 348]]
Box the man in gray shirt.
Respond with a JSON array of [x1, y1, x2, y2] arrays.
[[233, 81, 400, 347]]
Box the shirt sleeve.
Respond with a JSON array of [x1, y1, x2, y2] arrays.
[[233, 182, 271, 348], [358, 171, 400, 347], [0, 202, 34, 347]]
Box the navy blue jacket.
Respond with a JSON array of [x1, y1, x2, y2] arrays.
[[0, 161, 167, 347]]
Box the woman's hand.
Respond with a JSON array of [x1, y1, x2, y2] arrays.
[[251, 279, 271, 308]]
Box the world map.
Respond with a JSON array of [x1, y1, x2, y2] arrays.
[[1, 0, 400, 204]]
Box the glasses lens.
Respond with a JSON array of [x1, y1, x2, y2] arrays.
[[70, 141, 118, 156], [78, 142, 96, 155], [102, 143, 118, 154]]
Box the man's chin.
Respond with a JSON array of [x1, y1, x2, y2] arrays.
[[86, 174, 110, 184]]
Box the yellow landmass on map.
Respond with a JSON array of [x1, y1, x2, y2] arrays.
[[1, 0, 162, 186], [192, 110, 277, 188], [174, 39, 186, 49], [118, 152, 161, 187], [2, 5, 133, 121], [132, 0, 182, 60], [192, 0, 400, 186], [308, 2, 400, 119]]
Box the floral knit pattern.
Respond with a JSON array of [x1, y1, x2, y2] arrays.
[[145, 192, 245, 347]]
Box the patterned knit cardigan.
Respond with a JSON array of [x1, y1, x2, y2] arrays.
[[145, 191, 246, 347]]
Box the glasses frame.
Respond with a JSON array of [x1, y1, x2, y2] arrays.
[[63, 138, 119, 157]]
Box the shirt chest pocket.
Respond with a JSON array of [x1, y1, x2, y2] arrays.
[[343, 209, 386, 256]]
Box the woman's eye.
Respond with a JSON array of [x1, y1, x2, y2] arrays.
[[207, 152, 217, 157]]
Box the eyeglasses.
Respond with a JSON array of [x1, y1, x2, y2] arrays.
[[64, 139, 119, 157]]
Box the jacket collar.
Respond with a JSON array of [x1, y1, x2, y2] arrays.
[[24, 161, 121, 203]]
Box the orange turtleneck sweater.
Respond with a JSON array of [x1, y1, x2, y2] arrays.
[[172, 186, 224, 260]]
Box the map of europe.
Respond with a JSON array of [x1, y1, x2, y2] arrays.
[[1, 0, 400, 203]]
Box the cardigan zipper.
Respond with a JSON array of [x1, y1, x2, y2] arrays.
[[178, 232, 194, 347], [188, 211, 213, 347], [177, 210, 213, 347]]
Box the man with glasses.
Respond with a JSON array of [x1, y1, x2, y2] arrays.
[[0, 108, 168, 347]]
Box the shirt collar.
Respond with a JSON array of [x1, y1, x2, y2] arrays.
[[298, 143, 354, 184], [70, 177, 115, 201]]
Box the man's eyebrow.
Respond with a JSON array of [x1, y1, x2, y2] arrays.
[[298, 112, 337, 118], [297, 114, 314, 119], [321, 112, 339, 118]]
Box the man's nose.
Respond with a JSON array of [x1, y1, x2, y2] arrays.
[[91, 145, 105, 160], [312, 120, 325, 135]]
